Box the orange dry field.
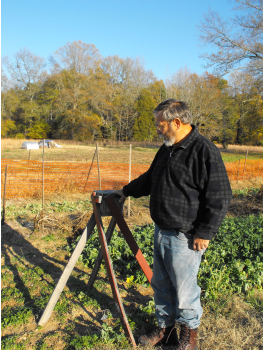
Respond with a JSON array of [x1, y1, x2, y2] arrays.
[[1, 139, 263, 199]]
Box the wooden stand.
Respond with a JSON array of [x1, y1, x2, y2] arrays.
[[38, 190, 153, 347]]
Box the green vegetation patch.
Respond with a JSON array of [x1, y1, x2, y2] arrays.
[[1, 335, 27, 350], [199, 215, 263, 299], [69, 215, 263, 298], [221, 152, 263, 163], [1, 306, 33, 328], [5, 200, 92, 220]]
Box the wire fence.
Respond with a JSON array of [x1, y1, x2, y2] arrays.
[[225, 159, 263, 181], [1, 158, 263, 200], [1, 159, 149, 199]]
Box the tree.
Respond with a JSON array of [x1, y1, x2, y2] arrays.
[[216, 78, 237, 148], [132, 89, 156, 141], [148, 80, 167, 104], [2, 48, 47, 132], [2, 48, 46, 89], [52, 69, 92, 139], [166, 69, 223, 138], [198, 0, 263, 78], [74, 114, 102, 141], [227, 71, 263, 144], [27, 121, 51, 139], [101, 55, 157, 140], [1, 119, 16, 137], [51, 41, 101, 75], [242, 95, 263, 144]]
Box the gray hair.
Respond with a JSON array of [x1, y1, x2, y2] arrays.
[[153, 99, 192, 124]]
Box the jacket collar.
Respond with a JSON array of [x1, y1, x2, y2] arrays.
[[171, 124, 199, 150]]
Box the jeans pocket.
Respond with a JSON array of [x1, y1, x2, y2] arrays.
[[175, 231, 193, 241]]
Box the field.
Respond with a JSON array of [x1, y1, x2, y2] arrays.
[[2, 138, 263, 164], [1, 140, 263, 349]]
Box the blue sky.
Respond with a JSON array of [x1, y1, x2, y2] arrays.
[[2, 0, 236, 81]]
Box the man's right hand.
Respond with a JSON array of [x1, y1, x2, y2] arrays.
[[114, 189, 126, 203]]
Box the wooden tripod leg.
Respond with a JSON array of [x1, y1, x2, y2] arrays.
[[38, 214, 96, 326], [91, 193, 136, 347], [87, 216, 116, 290], [105, 195, 153, 284]]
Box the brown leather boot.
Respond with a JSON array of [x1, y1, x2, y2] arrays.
[[175, 324, 198, 350], [138, 325, 179, 346]]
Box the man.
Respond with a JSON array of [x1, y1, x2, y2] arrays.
[[116, 99, 232, 349]]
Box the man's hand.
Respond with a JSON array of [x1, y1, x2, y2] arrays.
[[193, 234, 210, 251], [114, 189, 126, 203]]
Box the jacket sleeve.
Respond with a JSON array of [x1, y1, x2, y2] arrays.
[[122, 146, 163, 198], [194, 146, 232, 240]]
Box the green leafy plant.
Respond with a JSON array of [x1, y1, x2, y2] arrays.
[[68, 214, 263, 300], [1, 306, 32, 328]]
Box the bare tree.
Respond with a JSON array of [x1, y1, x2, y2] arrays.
[[51, 40, 101, 75], [1, 69, 13, 92], [2, 48, 46, 131], [166, 69, 223, 138], [2, 47, 46, 89], [198, 0, 263, 78]]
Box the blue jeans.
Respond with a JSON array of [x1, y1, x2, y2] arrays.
[[151, 225, 203, 329]]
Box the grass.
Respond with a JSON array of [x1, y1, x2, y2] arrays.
[[221, 152, 263, 163]]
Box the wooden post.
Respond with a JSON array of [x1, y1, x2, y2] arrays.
[[42, 140, 45, 232], [27, 149, 31, 178], [242, 149, 248, 179], [105, 194, 153, 284], [237, 159, 240, 183], [38, 215, 96, 326], [1, 165, 8, 225], [96, 143, 101, 190], [127, 144, 132, 217], [84, 148, 97, 192], [91, 194, 136, 347], [87, 217, 116, 289]]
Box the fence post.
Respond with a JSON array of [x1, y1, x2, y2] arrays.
[[237, 159, 240, 183], [84, 148, 97, 192], [1, 165, 9, 225], [96, 143, 101, 190], [128, 144, 132, 217], [42, 139, 45, 232], [242, 149, 248, 179]]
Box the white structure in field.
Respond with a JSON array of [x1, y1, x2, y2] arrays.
[[21, 142, 40, 150]]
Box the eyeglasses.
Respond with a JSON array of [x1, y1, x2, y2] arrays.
[[154, 123, 167, 131]]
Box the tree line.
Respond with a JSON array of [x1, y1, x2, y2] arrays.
[[2, 1, 263, 146]]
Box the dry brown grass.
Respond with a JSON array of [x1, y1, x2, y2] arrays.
[[1, 138, 162, 149], [230, 176, 263, 191], [216, 144, 263, 153], [1, 140, 157, 164], [199, 294, 263, 350], [1, 138, 40, 149], [138, 293, 263, 350]]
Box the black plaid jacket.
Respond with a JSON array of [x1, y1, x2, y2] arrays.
[[123, 125, 232, 240]]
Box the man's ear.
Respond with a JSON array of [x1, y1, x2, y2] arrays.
[[173, 118, 181, 130]]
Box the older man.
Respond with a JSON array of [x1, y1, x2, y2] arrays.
[[116, 99, 232, 349]]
